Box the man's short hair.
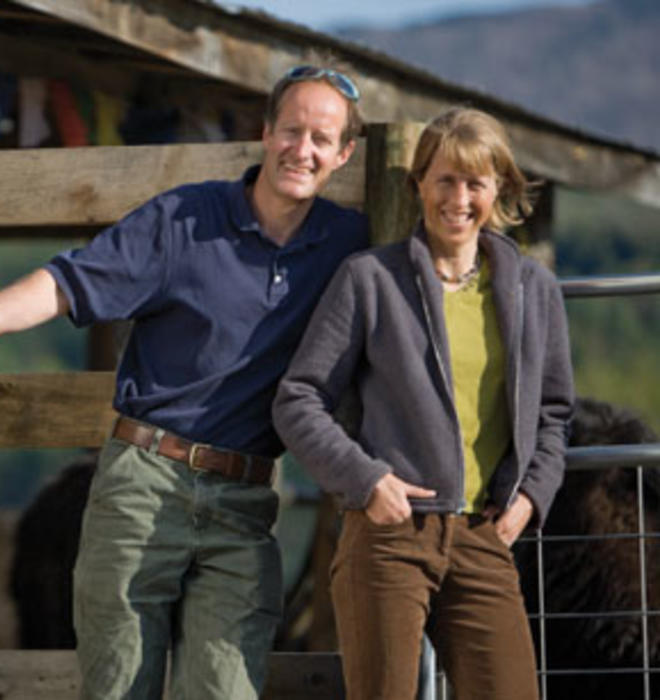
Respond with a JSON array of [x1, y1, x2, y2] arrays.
[[265, 57, 363, 147]]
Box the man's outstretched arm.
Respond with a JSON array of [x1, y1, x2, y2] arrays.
[[0, 268, 69, 336]]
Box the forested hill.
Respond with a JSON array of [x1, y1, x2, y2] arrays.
[[337, 0, 660, 152]]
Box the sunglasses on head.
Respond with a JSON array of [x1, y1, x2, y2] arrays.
[[284, 65, 360, 102]]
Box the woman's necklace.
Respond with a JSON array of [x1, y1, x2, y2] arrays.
[[436, 252, 481, 286]]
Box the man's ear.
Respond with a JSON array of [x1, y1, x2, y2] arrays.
[[335, 139, 356, 169]]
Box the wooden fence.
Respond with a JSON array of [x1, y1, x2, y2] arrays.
[[0, 123, 443, 698], [0, 650, 346, 699]]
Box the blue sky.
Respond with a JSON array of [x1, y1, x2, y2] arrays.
[[219, 0, 591, 30]]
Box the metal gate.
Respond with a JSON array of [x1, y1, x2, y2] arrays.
[[528, 272, 660, 700]]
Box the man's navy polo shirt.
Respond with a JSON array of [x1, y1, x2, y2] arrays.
[[47, 166, 368, 457]]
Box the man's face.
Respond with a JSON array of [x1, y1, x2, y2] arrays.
[[260, 81, 354, 205]]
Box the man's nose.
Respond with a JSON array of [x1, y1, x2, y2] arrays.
[[291, 132, 313, 158]]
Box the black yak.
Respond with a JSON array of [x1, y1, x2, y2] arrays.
[[9, 455, 96, 648], [516, 397, 659, 699]]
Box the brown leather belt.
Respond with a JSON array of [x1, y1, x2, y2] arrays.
[[112, 416, 274, 485]]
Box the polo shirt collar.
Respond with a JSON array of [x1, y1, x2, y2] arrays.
[[229, 165, 331, 249], [286, 199, 331, 250], [228, 165, 261, 233]]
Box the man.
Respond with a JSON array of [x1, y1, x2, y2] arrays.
[[0, 64, 367, 699]]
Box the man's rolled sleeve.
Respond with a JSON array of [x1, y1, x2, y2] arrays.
[[45, 192, 174, 327]]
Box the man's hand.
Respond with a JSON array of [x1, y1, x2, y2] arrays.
[[366, 473, 436, 525], [483, 492, 534, 547]]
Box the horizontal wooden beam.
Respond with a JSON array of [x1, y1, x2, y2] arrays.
[[0, 373, 116, 448], [0, 141, 366, 229], [6, 0, 309, 97], [0, 6, 61, 22], [0, 651, 78, 700], [0, 650, 347, 699], [506, 124, 660, 205], [9, 0, 660, 205]]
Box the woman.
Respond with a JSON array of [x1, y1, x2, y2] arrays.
[[273, 108, 574, 700]]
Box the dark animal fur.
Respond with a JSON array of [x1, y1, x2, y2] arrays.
[[516, 397, 659, 699], [9, 455, 96, 648]]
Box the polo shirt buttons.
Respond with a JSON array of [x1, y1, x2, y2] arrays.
[[269, 261, 289, 302]]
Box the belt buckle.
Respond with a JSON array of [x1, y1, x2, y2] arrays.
[[188, 442, 211, 471]]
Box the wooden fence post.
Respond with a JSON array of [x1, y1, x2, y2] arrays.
[[365, 122, 426, 246]]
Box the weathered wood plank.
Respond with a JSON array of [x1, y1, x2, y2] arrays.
[[0, 650, 346, 699], [0, 141, 366, 228], [0, 651, 80, 700], [506, 123, 660, 205], [0, 373, 116, 448], [7, 0, 294, 95], [9, 0, 660, 206]]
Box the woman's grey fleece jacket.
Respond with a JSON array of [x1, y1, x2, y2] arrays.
[[272, 227, 574, 526]]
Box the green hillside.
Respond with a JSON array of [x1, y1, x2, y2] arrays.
[[554, 188, 660, 432]]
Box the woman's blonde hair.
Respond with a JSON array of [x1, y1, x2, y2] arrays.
[[409, 107, 534, 231]]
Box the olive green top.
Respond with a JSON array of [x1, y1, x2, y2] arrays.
[[443, 262, 511, 512]]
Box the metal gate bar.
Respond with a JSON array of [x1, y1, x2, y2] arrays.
[[530, 271, 660, 699]]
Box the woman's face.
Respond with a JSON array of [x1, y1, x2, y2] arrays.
[[416, 150, 498, 252]]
